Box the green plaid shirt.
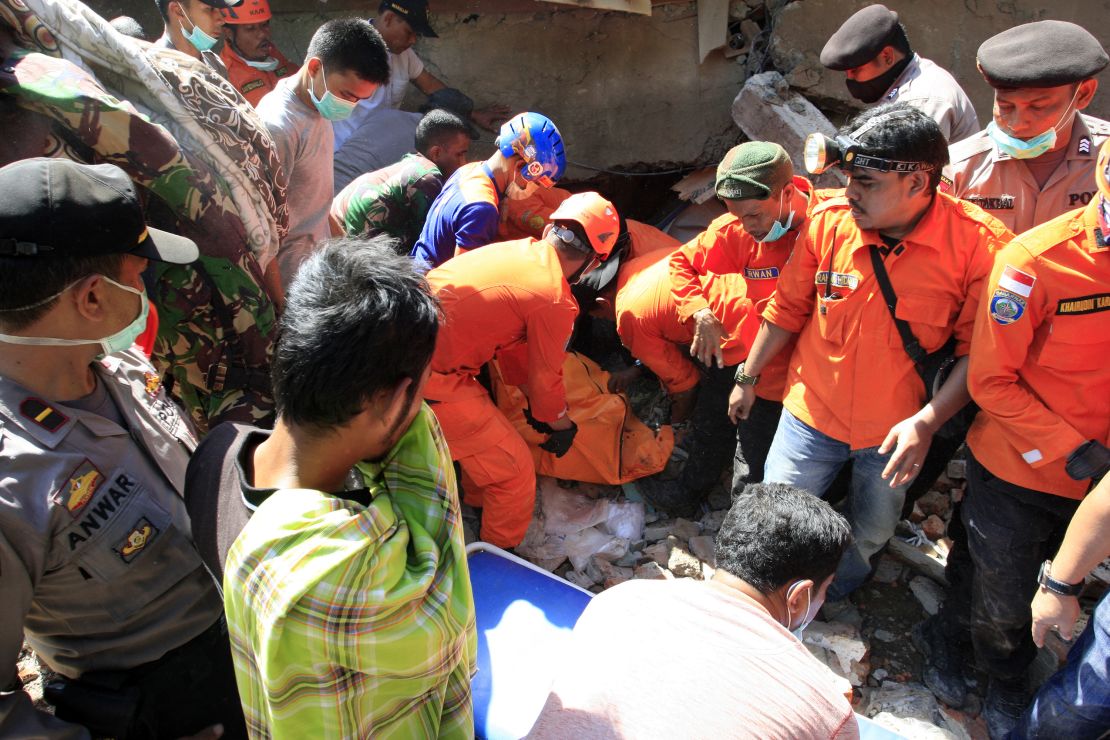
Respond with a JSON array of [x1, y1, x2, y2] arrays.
[[224, 405, 476, 738]]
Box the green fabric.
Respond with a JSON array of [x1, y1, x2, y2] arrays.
[[715, 141, 792, 201], [334, 153, 444, 254], [224, 404, 476, 739]]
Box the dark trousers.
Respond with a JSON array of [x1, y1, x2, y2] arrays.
[[946, 455, 1079, 684], [730, 396, 783, 496], [48, 617, 246, 739], [681, 362, 739, 495]]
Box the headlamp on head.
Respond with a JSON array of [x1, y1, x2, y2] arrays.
[[803, 132, 935, 176]]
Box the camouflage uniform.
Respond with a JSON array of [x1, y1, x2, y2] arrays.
[[331, 153, 444, 254], [0, 6, 286, 432]]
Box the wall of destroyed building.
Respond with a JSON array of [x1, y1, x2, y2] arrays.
[[81, 0, 1110, 172]]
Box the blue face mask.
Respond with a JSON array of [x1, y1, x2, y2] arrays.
[[987, 88, 1080, 160], [986, 121, 1057, 160], [179, 7, 218, 52], [309, 61, 358, 121], [759, 189, 795, 243]]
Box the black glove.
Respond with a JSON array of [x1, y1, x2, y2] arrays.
[[540, 420, 579, 458], [1066, 440, 1110, 481], [523, 406, 554, 434]]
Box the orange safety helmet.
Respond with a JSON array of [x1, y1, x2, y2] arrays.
[[549, 192, 621, 260], [222, 0, 271, 24]]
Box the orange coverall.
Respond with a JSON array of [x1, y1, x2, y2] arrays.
[[967, 199, 1110, 499], [220, 45, 298, 107], [425, 237, 578, 547], [615, 254, 757, 393], [763, 193, 1011, 449], [668, 177, 831, 402]]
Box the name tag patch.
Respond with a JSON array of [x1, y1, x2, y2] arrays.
[[1056, 293, 1110, 315], [966, 195, 1015, 210], [815, 271, 859, 291], [744, 266, 780, 280]]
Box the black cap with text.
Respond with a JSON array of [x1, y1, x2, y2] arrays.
[[382, 0, 437, 38]]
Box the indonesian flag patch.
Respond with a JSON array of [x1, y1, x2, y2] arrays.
[[998, 265, 1036, 298]]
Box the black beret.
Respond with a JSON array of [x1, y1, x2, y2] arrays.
[[978, 20, 1108, 88], [820, 4, 900, 71]]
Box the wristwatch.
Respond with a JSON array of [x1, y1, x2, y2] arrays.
[[1037, 560, 1084, 597], [734, 361, 760, 387]]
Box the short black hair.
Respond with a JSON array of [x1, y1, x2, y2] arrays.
[[415, 109, 472, 156], [842, 101, 950, 189], [715, 482, 852, 593], [0, 254, 124, 330], [889, 23, 912, 57], [272, 237, 438, 429], [154, 0, 194, 22], [306, 18, 391, 85]]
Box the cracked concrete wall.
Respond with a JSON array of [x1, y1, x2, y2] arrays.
[[81, 0, 748, 173], [769, 0, 1110, 125], [267, 2, 746, 175], [70, 0, 1110, 172]]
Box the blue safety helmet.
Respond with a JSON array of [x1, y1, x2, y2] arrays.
[[496, 112, 566, 187]]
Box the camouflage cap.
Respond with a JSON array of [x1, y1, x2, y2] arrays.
[[715, 142, 792, 201]]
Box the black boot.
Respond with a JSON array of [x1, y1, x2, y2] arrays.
[[983, 678, 1027, 740], [911, 615, 969, 708]]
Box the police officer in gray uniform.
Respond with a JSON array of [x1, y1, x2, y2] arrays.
[[0, 158, 243, 739]]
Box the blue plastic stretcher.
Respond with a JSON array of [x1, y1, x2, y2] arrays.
[[465, 542, 905, 740]]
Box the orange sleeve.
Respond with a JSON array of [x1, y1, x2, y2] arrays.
[[968, 243, 1086, 467], [953, 223, 1013, 356], [761, 227, 818, 333], [616, 308, 699, 395], [668, 232, 716, 321], [524, 299, 579, 423], [702, 272, 758, 362]]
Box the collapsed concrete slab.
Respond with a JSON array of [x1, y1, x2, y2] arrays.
[[731, 71, 846, 189]]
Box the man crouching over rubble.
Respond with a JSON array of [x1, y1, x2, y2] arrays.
[[215, 238, 476, 737], [527, 483, 858, 739]]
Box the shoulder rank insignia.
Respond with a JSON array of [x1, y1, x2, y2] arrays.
[[20, 398, 68, 433], [1079, 136, 1092, 156]]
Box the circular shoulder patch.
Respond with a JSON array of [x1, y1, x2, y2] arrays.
[[990, 290, 1025, 325]]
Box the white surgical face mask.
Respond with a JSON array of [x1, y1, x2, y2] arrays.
[[245, 56, 280, 71], [0, 275, 148, 359], [785, 580, 820, 640]]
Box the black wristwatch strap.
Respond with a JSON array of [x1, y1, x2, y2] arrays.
[[1038, 560, 1083, 597]]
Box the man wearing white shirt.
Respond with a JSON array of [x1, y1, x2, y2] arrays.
[[332, 0, 508, 152]]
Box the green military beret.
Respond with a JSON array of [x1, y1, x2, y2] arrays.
[[715, 142, 792, 201], [978, 20, 1108, 89]]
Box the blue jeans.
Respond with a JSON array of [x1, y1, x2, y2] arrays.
[[764, 410, 911, 599], [1012, 590, 1110, 738]]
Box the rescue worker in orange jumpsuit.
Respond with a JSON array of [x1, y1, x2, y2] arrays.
[[425, 192, 620, 548], [413, 112, 566, 268], [670, 141, 832, 498], [614, 254, 756, 430], [728, 103, 1011, 603], [921, 140, 1110, 736], [220, 0, 298, 107]]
